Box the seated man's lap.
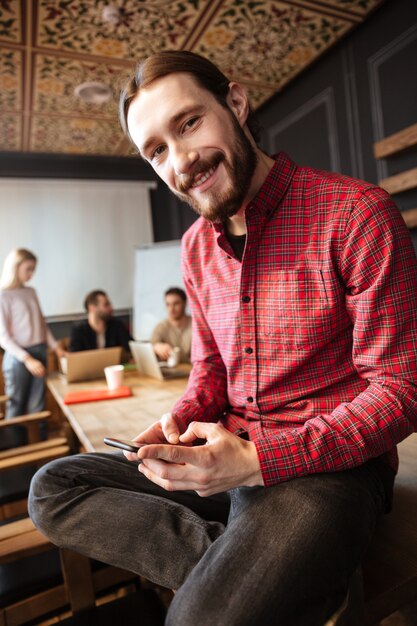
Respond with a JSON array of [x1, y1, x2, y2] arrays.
[[167, 458, 390, 626], [29, 453, 391, 624]]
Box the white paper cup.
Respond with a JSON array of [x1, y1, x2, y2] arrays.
[[104, 364, 124, 390], [167, 347, 181, 368], [60, 357, 68, 375]]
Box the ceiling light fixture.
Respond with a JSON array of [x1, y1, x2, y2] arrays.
[[102, 5, 122, 25], [74, 81, 113, 104]]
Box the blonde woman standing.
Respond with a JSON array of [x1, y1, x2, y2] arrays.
[[0, 249, 65, 420]]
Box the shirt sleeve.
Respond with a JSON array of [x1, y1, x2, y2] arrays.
[[254, 188, 417, 486], [172, 253, 229, 426], [117, 320, 132, 356], [150, 321, 168, 344], [69, 325, 84, 352], [0, 292, 28, 361], [34, 291, 58, 352]]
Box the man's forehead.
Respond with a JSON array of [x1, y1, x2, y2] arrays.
[[141, 72, 205, 97], [129, 73, 212, 124]]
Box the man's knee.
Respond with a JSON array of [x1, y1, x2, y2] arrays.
[[28, 455, 78, 533]]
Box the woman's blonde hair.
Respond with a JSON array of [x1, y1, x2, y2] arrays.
[[0, 248, 37, 289]]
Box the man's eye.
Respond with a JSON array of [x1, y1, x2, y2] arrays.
[[151, 145, 166, 160], [183, 117, 199, 131]]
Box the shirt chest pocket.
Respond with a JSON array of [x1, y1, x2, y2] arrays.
[[256, 269, 332, 348]]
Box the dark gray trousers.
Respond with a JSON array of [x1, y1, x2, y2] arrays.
[[28, 452, 392, 626]]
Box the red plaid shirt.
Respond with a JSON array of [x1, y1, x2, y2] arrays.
[[173, 152, 417, 486]]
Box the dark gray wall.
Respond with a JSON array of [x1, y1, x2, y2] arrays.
[[257, 0, 417, 252]]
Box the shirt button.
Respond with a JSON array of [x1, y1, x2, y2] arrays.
[[245, 347, 253, 354], [247, 396, 254, 403], [242, 295, 251, 303]]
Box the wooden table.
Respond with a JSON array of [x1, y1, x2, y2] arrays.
[[47, 369, 189, 452]]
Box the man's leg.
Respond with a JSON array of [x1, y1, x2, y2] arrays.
[[167, 458, 392, 626], [28, 452, 230, 590], [29, 453, 391, 625]]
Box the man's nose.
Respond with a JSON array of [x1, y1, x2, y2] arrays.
[[172, 147, 199, 176]]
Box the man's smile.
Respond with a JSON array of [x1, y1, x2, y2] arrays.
[[190, 164, 218, 189]]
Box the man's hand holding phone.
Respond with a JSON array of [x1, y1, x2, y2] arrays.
[[103, 411, 184, 461], [122, 412, 186, 462], [106, 412, 263, 496]]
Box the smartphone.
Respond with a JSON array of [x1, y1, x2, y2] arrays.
[[103, 437, 144, 454]]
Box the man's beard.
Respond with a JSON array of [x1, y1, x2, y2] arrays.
[[97, 312, 112, 322], [171, 115, 258, 223]]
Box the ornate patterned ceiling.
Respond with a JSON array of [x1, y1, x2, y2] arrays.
[[0, 0, 385, 157]]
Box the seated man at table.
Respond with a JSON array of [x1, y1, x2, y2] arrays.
[[69, 290, 132, 361], [150, 287, 192, 364]]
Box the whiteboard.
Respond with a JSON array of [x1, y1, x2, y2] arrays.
[[0, 178, 155, 317], [133, 240, 184, 339]]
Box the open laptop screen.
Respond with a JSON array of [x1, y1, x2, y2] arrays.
[[62, 347, 122, 383]]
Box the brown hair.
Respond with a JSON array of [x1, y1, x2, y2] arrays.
[[84, 289, 107, 312], [165, 286, 186, 302], [119, 50, 260, 146]]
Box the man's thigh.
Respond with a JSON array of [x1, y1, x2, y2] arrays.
[[168, 459, 389, 626]]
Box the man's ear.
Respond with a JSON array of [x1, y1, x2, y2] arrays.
[[226, 82, 249, 127]]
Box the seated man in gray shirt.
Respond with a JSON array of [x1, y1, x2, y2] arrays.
[[151, 287, 191, 364]]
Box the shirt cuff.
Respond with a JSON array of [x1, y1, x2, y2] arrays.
[[172, 399, 204, 426], [253, 436, 301, 487]]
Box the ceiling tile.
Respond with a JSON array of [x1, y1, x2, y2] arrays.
[[30, 114, 124, 154], [0, 0, 23, 44], [0, 0, 386, 156], [310, 0, 383, 16], [192, 0, 351, 90], [243, 83, 276, 109], [36, 0, 213, 59], [0, 46, 23, 111], [33, 52, 130, 116], [0, 114, 22, 149]]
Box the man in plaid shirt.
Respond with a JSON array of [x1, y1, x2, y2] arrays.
[[30, 51, 417, 625]]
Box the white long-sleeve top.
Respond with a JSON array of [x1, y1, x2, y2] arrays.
[[0, 286, 57, 362]]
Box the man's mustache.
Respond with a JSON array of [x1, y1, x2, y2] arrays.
[[176, 155, 223, 193]]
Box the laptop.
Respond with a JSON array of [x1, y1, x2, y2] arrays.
[[129, 341, 189, 381], [61, 347, 122, 383]]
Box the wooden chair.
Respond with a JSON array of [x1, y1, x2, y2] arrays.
[[0, 411, 71, 522], [0, 519, 140, 626], [0, 395, 8, 420], [55, 584, 166, 626]]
